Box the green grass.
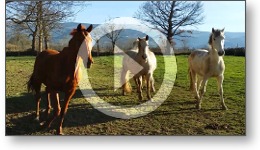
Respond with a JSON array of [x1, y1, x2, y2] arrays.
[[6, 55, 245, 135]]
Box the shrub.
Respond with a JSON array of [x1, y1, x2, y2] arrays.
[[225, 47, 245, 56]]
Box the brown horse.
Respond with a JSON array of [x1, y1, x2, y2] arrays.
[[27, 23, 93, 135]]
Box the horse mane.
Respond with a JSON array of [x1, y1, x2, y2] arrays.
[[208, 29, 222, 45]]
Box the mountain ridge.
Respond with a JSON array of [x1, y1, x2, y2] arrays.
[[51, 22, 245, 49]]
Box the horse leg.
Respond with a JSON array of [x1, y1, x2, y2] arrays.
[[150, 74, 155, 93], [34, 83, 42, 121], [56, 90, 75, 135], [121, 68, 128, 95], [140, 76, 143, 92], [35, 92, 41, 121], [133, 76, 139, 93], [40, 91, 51, 126], [44, 87, 51, 121], [142, 75, 146, 89], [137, 77, 143, 101], [190, 70, 200, 101], [42, 92, 60, 129], [217, 75, 228, 110], [45, 92, 51, 119], [197, 77, 208, 109], [197, 76, 203, 91], [146, 74, 152, 100]]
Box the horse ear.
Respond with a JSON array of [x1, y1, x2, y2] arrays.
[[86, 24, 93, 33], [77, 24, 82, 32], [212, 28, 215, 33], [138, 37, 141, 41], [145, 35, 149, 41], [221, 28, 225, 32]]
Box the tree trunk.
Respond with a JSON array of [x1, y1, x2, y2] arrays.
[[44, 35, 49, 50], [38, 33, 43, 53], [166, 36, 174, 55], [165, 1, 175, 55], [37, 1, 43, 53], [112, 41, 115, 54], [31, 31, 37, 52]]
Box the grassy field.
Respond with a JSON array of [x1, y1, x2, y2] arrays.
[[6, 55, 245, 135]]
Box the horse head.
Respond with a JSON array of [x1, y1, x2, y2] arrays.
[[208, 28, 225, 56], [71, 24, 94, 68], [137, 35, 149, 61]]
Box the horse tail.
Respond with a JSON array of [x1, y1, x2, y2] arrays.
[[121, 69, 132, 93], [27, 74, 36, 94]]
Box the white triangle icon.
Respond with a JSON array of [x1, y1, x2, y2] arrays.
[[114, 48, 144, 91]]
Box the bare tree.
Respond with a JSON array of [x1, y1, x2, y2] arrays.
[[7, 31, 31, 51], [39, 1, 88, 50], [6, 1, 89, 53], [37, 1, 43, 52], [135, 1, 204, 54], [102, 19, 124, 54], [6, 1, 38, 52], [6, 1, 37, 24], [92, 31, 102, 56]]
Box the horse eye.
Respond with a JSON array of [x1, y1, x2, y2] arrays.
[[214, 38, 216, 41]]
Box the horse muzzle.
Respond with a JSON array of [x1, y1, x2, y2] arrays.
[[218, 51, 225, 56], [142, 55, 147, 60]]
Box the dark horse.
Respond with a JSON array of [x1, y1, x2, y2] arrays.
[[27, 24, 93, 135]]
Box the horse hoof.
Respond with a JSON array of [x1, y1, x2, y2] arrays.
[[38, 123, 51, 133], [222, 105, 228, 110], [40, 121, 51, 130], [194, 96, 200, 100], [56, 131, 64, 135], [196, 104, 201, 110], [34, 117, 40, 122], [138, 95, 143, 101], [40, 124, 48, 130], [56, 132, 64, 135], [40, 121, 46, 126]]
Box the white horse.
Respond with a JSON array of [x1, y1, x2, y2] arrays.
[[121, 35, 157, 100], [188, 28, 227, 110]]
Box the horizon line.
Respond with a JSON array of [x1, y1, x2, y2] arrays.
[[62, 21, 245, 33]]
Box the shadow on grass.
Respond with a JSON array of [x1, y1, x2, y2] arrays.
[[7, 87, 224, 135], [6, 89, 121, 135], [6, 104, 117, 135], [76, 88, 146, 106], [6, 92, 37, 114]]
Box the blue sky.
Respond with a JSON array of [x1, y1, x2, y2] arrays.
[[74, 1, 245, 32]]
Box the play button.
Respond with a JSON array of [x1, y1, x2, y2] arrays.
[[76, 17, 177, 119]]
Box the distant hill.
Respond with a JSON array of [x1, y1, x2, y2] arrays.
[[50, 22, 99, 43], [173, 30, 245, 49], [7, 22, 245, 50], [51, 22, 245, 49]]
